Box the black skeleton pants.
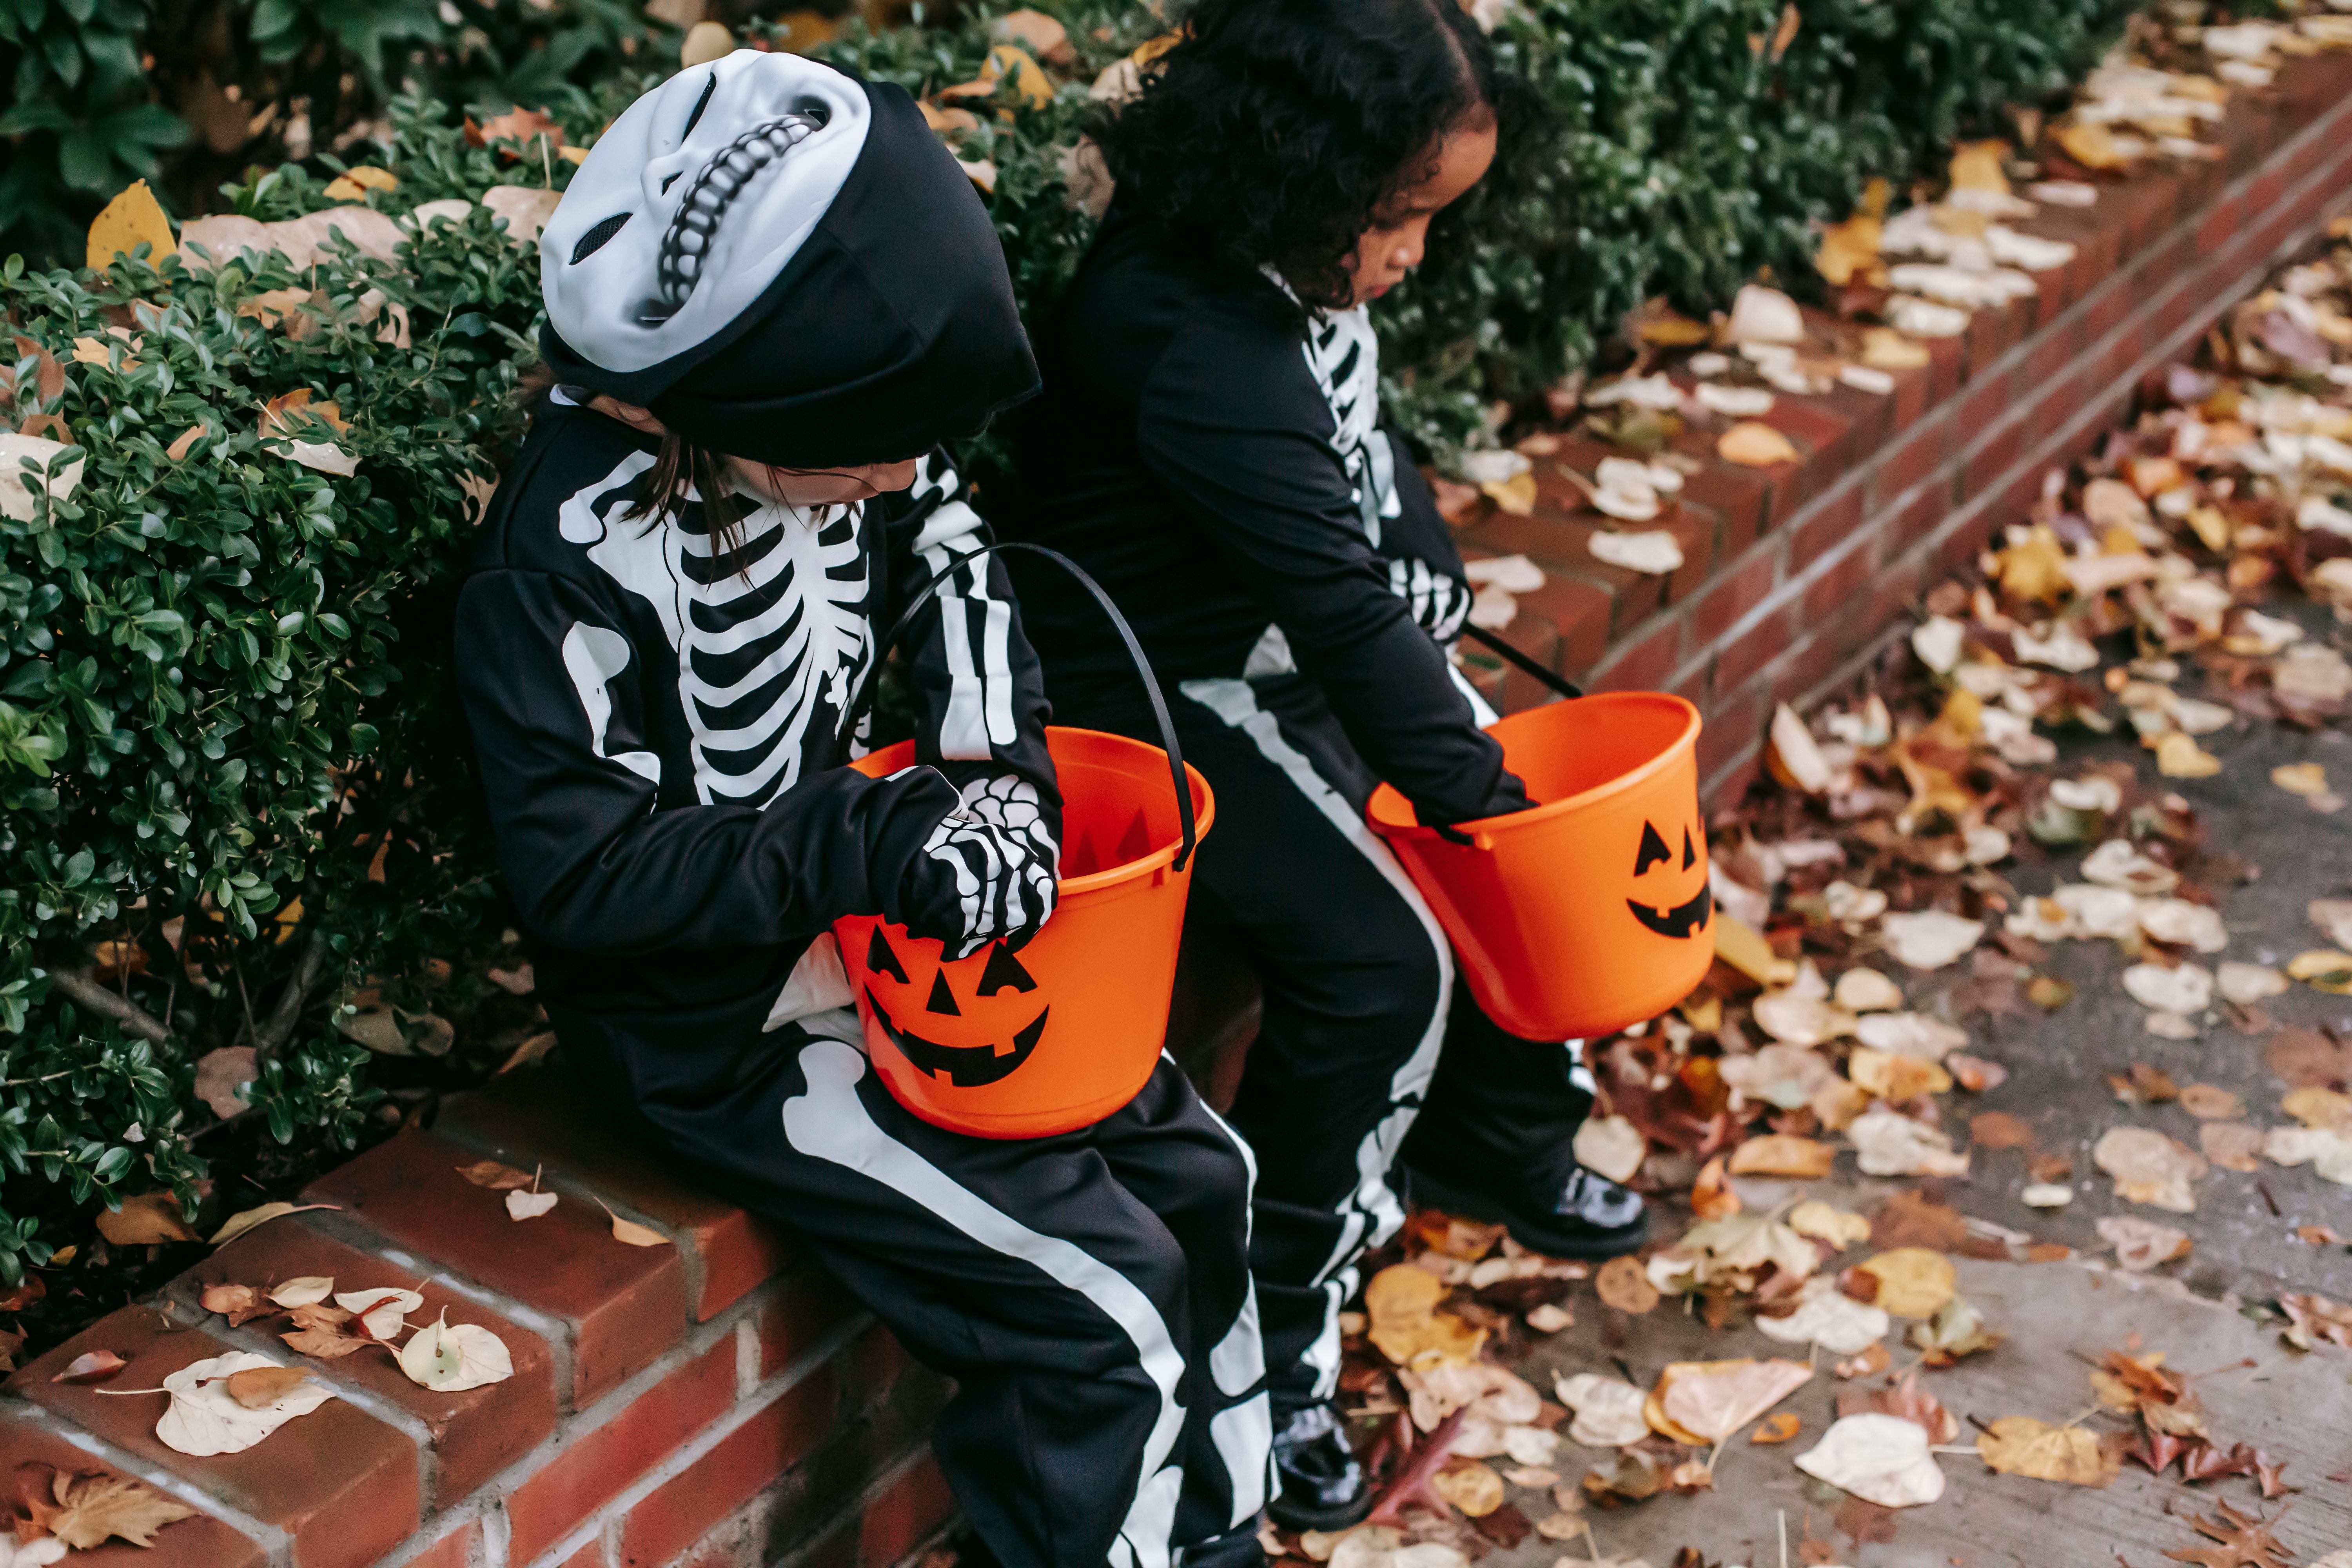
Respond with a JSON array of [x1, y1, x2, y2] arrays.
[[559, 1007, 1271, 1568], [1068, 673, 1596, 1403]]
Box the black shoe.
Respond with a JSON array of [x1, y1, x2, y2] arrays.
[[1265, 1398, 1371, 1532], [1178, 1523, 1268, 1568], [1403, 1162, 1648, 1259]]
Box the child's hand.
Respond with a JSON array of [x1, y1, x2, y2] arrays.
[[893, 774, 1060, 957]]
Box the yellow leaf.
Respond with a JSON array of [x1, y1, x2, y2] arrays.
[[1788, 1200, 1873, 1249], [1363, 1261, 1486, 1368], [1948, 140, 2013, 194], [1751, 1411, 1802, 1444], [1849, 1046, 1953, 1102], [1976, 1416, 2116, 1484], [86, 179, 176, 271], [2057, 122, 2130, 171], [1728, 1134, 1836, 1178], [1997, 525, 2069, 604], [1713, 913, 1790, 987], [1429, 1460, 1503, 1516], [2281, 1087, 2352, 1129], [33, 1471, 197, 1550], [1860, 327, 1930, 370], [942, 44, 1055, 110], [595, 1197, 671, 1248], [1815, 214, 1884, 287], [322, 165, 398, 201], [2154, 731, 2222, 779], [1637, 312, 1714, 346], [2286, 949, 2352, 993], [1854, 1247, 1956, 1318], [1719, 421, 1799, 467], [2273, 762, 2328, 797], [209, 1200, 338, 1247], [1481, 471, 1537, 515], [95, 1190, 200, 1246], [680, 20, 733, 65]]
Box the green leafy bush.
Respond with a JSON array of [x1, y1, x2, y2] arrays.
[[1, 0, 2161, 1328]]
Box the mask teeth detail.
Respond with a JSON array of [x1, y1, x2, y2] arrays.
[[642, 114, 821, 325]]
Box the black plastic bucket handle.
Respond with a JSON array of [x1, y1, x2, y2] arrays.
[[835, 539, 1199, 873], [1461, 622, 1584, 702]]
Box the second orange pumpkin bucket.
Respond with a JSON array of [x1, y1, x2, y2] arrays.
[[1366, 691, 1712, 1040]]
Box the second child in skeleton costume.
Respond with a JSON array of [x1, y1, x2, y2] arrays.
[[456, 51, 1271, 1568], [1002, 0, 1646, 1531]]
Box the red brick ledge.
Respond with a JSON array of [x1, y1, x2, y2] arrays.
[[0, 1063, 957, 1568], [1458, 47, 2352, 809]]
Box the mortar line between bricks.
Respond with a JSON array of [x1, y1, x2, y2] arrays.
[[301, 1208, 581, 1411], [1667, 491, 1875, 702], [0, 1397, 295, 1566], [428, 1118, 711, 1321], [511, 1308, 873, 1568], [146, 1289, 446, 1508]]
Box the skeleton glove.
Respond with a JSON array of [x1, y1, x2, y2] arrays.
[[893, 773, 1060, 958]]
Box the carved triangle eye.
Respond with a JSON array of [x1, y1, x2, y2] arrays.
[[866, 926, 907, 984], [977, 940, 1038, 996], [1682, 828, 1697, 870], [1635, 822, 1671, 876], [926, 972, 961, 1016]]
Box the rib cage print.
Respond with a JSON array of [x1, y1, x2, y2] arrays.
[[559, 450, 875, 808], [1299, 304, 1461, 638]]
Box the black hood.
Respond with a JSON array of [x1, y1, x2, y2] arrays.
[[539, 73, 1039, 468]]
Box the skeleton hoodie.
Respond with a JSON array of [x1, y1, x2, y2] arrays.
[[457, 52, 1056, 1057]]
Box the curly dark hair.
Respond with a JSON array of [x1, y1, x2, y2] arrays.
[[1093, 0, 1535, 312]]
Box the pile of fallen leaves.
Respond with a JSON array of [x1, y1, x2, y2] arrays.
[[1281, 95, 2352, 1568]]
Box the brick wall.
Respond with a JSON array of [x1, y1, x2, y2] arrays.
[[1457, 48, 2352, 809], [0, 1062, 959, 1568], [5, 50, 2350, 1568]]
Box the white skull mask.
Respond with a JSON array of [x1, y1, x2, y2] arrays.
[[541, 49, 873, 375]]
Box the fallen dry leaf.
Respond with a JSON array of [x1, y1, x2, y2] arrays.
[[1795, 1413, 1945, 1507], [1555, 1373, 1651, 1447], [1756, 1276, 1890, 1355], [395, 1311, 515, 1393], [1649, 1357, 1813, 1445], [86, 179, 175, 270], [1429, 1460, 1504, 1517], [49, 1349, 127, 1385], [1594, 1254, 1660, 1315], [223, 1364, 312, 1410], [155, 1352, 336, 1456], [1728, 1134, 1836, 1178], [1365, 1263, 1484, 1369], [269, 1276, 334, 1308], [2164, 1501, 2292, 1568], [597, 1198, 670, 1249], [1910, 1293, 2003, 1364], [2098, 1214, 2192, 1270], [20, 1468, 197, 1549], [456, 1159, 535, 1190], [1690, 1156, 1740, 1220], [506, 1189, 558, 1221], [1788, 1200, 1872, 1249], [1572, 1115, 1646, 1184], [335, 1285, 423, 1341], [1750, 1412, 1802, 1444], [1847, 1108, 1970, 1177], [1970, 1111, 2033, 1147], [95, 1191, 199, 1246], [2093, 1126, 2207, 1212], [1853, 1249, 1956, 1318], [2178, 1084, 2246, 1120], [1978, 1415, 2116, 1485], [1718, 421, 1800, 467]]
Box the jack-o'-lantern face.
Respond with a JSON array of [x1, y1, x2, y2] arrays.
[[859, 927, 1049, 1087], [1625, 810, 1713, 939]]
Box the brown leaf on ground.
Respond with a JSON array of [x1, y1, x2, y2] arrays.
[[1649, 1357, 1813, 1444], [2264, 1027, 2349, 1088], [1949, 1054, 2009, 1092], [2107, 1064, 2180, 1105], [1595, 1254, 1659, 1315], [2164, 1502, 2292, 1568], [198, 1283, 273, 1326], [19, 1467, 198, 1549], [281, 1323, 374, 1359], [1837, 1368, 1958, 1443], [2178, 1084, 2246, 1120], [1833, 1342, 1892, 1379], [477, 106, 562, 146], [2199, 1122, 2265, 1172], [1868, 1190, 1970, 1250], [2091, 1350, 2205, 1437], [1405, 1210, 1506, 1261], [1969, 1111, 2033, 1148], [2278, 1291, 2352, 1350], [1750, 1412, 1802, 1444], [224, 1365, 312, 1409], [1430, 1459, 1504, 1517], [1690, 1156, 1741, 1219]]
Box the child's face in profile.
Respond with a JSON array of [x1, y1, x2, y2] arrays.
[[585, 393, 919, 507], [1346, 113, 1498, 307]]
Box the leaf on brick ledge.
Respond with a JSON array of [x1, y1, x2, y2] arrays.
[[270, 1276, 334, 1308], [507, 1188, 558, 1221], [18, 1466, 196, 1550], [597, 1197, 671, 1248], [456, 1158, 536, 1190], [336, 1285, 425, 1341], [154, 1352, 336, 1457], [210, 1201, 339, 1248], [49, 1349, 127, 1385], [1717, 420, 1798, 467], [396, 1311, 514, 1393]]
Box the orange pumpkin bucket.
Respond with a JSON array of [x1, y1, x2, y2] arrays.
[[1366, 681, 1711, 1041], [829, 544, 1212, 1139]]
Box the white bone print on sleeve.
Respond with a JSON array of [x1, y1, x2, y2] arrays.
[[560, 622, 662, 784], [908, 770, 1060, 958]]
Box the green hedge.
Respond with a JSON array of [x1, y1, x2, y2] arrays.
[[0, 0, 2148, 1316]]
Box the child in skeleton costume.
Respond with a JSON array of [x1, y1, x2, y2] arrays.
[[457, 52, 1271, 1568], [1000, 0, 1645, 1531]]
